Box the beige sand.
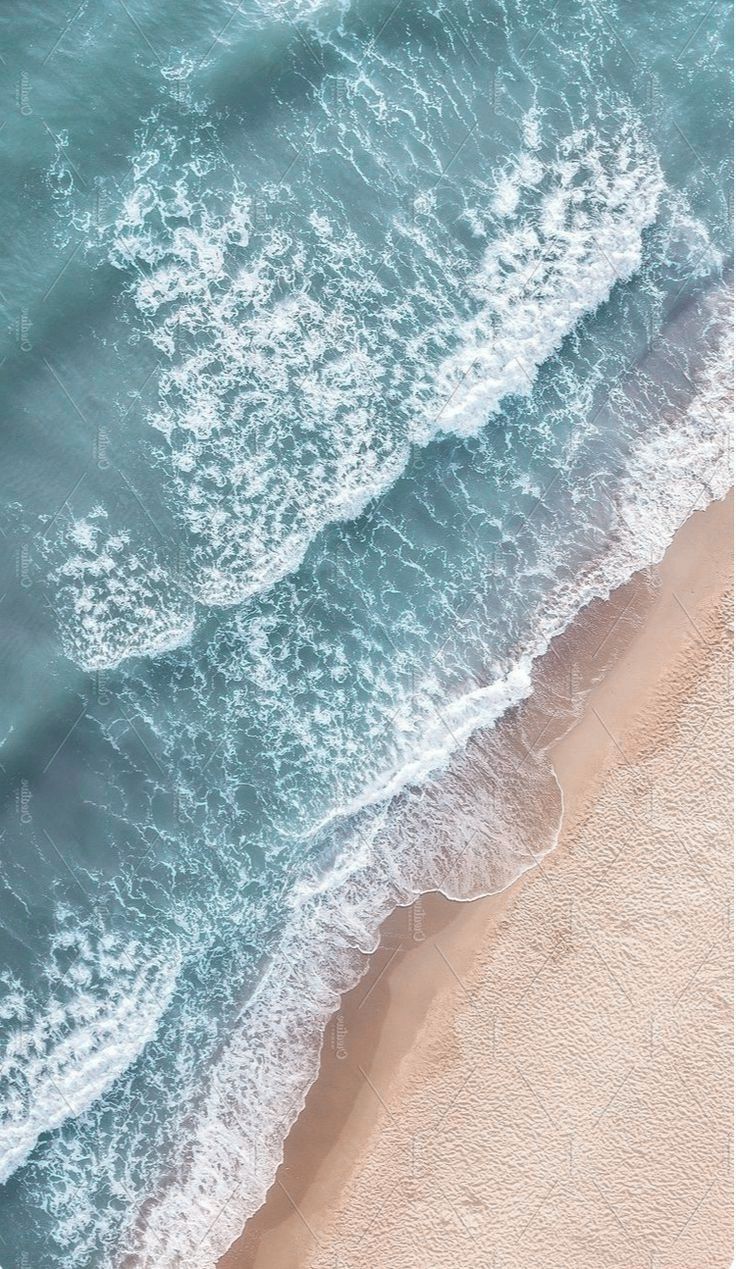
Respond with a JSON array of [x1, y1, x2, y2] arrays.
[[222, 492, 733, 1269]]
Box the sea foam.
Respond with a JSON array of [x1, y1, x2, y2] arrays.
[[0, 920, 181, 1186], [59, 119, 663, 648]]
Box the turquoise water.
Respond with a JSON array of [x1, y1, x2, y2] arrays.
[[0, 1, 731, 1264]]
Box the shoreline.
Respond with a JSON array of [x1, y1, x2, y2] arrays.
[[221, 489, 733, 1269]]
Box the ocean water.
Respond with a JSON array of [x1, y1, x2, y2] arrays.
[[0, 0, 732, 1264]]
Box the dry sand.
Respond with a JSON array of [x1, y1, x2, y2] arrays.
[[221, 491, 733, 1269]]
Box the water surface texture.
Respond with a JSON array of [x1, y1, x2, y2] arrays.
[[0, 1, 732, 1264]]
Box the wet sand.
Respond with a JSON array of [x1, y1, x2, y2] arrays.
[[221, 490, 733, 1269]]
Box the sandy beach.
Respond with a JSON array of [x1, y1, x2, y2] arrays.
[[221, 490, 733, 1269]]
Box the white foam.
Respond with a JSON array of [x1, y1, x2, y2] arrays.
[[88, 120, 665, 632], [424, 128, 663, 439], [0, 921, 181, 1185], [306, 658, 535, 839], [54, 513, 195, 671]]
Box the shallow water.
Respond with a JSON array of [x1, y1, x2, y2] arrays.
[[0, 1, 732, 1264]]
